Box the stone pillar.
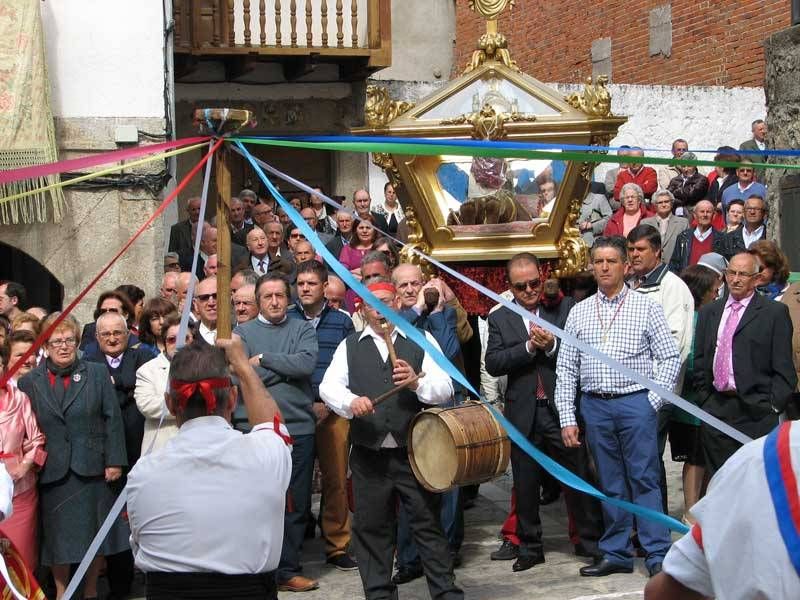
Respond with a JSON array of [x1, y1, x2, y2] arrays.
[[764, 25, 800, 268], [333, 151, 369, 207]]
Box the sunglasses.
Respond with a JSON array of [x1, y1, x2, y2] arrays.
[[511, 278, 542, 292], [98, 307, 121, 314], [196, 293, 217, 302]]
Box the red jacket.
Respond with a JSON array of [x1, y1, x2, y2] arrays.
[[614, 166, 658, 201], [602, 204, 655, 237]]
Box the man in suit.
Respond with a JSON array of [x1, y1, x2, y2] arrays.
[[168, 196, 202, 254], [641, 190, 689, 265], [179, 226, 248, 280], [486, 252, 603, 572], [325, 210, 355, 260], [715, 194, 768, 260], [693, 251, 796, 475], [229, 197, 254, 247], [353, 189, 389, 233], [245, 227, 294, 279], [669, 200, 724, 274], [739, 119, 768, 180]]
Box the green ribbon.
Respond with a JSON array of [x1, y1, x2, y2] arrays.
[[232, 137, 800, 172]]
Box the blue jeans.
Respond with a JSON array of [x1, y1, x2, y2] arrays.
[[580, 391, 671, 569], [396, 487, 462, 569], [278, 433, 315, 582]]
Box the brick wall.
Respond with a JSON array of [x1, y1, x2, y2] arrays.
[[454, 0, 790, 87]]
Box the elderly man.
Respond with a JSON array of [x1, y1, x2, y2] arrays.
[[265, 222, 296, 279], [555, 236, 681, 578], [169, 196, 202, 254], [229, 197, 254, 246], [179, 226, 247, 280], [193, 277, 218, 345], [739, 119, 768, 180], [326, 210, 356, 259], [577, 191, 613, 247], [245, 226, 294, 278], [666, 153, 708, 215], [300, 207, 333, 244], [231, 269, 259, 298], [127, 338, 291, 599], [239, 188, 258, 224], [656, 139, 689, 191], [159, 272, 179, 305], [613, 147, 658, 203], [176, 272, 198, 317], [641, 190, 689, 265], [669, 200, 724, 273], [309, 187, 336, 235], [293, 240, 316, 265], [203, 254, 218, 279], [253, 201, 276, 231], [693, 251, 796, 474], [352, 188, 389, 233], [0, 281, 25, 322], [234, 274, 319, 592], [163, 252, 181, 273], [720, 162, 767, 213], [716, 194, 768, 259], [325, 275, 347, 312], [320, 277, 463, 600], [233, 283, 259, 325], [287, 261, 356, 571]]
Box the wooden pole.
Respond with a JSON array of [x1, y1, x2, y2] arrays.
[[215, 145, 233, 339]]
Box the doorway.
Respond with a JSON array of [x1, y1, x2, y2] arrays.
[[0, 242, 64, 312]]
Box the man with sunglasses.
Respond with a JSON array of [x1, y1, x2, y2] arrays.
[[486, 253, 604, 573], [716, 194, 768, 260], [693, 251, 796, 475], [193, 277, 218, 345]]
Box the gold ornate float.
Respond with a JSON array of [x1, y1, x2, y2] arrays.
[[353, 0, 626, 277]]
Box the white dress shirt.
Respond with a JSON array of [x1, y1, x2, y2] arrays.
[[742, 224, 765, 249], [198, 322, 217, 345], [127, 416, 292, 574], [319, 326, 454, 422], [250, 254, 269, 274]]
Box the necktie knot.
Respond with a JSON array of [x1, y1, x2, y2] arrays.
[[730, 301, 742, 313]]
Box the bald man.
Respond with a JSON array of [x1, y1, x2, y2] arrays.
[[300, 207, 333, 245]]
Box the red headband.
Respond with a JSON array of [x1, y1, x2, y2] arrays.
[[367, 282, 396, 294], [170, 377, 232, 413]]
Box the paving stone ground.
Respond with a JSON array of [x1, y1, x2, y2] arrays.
[[123, 451, 684, 600]]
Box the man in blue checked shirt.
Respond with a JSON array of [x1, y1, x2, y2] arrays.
[[554, 235, 681, 579]]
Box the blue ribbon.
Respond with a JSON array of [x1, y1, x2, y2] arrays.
[[763, 422, 800, 576], [250, 134, 800, 158], [235, 140, 690, 535]]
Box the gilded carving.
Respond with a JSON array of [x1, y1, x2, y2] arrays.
[[371, 152, 402, 189], [565, 75, 613, 118], [441, 103, 535, 141], [554, 196, 588, 277], [468, 0, 515, 20], [464, 32, 520, 74], [364, 85, 414, 128], [399, 205, 432, 272]]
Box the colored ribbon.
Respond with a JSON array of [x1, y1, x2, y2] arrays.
[[0, 138, 224, 391], [0, 142, 209, 207], [236, 141, 691, 535], [170, 377, 232, 413], [233, 136, 799, 172], [236, 146, 752, 448], [764, 421, 800, 576], [268, 134, 800, 158], [0, 136, 209, 185]]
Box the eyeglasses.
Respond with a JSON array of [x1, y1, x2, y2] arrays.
[[196, 293, 217, 302], [98, 307, 121, 314], [48, 337, 77, 348], [745, 207, 764, 213], [724, 269, 757, 279], [98, 330, 126, 339], [511, 278, 542, 292], [290, 233, 305, 239]]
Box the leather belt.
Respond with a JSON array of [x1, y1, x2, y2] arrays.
[[586, 390, 641, 400]]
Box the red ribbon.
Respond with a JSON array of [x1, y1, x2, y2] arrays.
[[170, 377, 232, 413], [0, 137, 210, 185], [0, 137, 225, 390], [367, 281, 396, 294]]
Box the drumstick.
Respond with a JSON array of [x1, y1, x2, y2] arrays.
[[380, 319, 399, 367], [370, 372, 426, 408]]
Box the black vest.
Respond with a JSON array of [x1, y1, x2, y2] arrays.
[[346, 332, 425, 450]]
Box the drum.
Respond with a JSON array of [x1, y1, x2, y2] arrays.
[[408, 402, 510, 493]]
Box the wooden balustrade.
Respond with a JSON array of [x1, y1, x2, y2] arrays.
[[174, 0, 390, 68]]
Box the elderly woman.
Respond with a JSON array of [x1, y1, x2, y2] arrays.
[[0, 344, 46, 568], [137, 297, 178, 356], [134, 315, 190, 453], [749, 239, 791, 300], [602, 182, 654, 237], [17, 313, 128, 599]]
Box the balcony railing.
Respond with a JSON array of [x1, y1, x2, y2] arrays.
[[174, 0, 391, 68]]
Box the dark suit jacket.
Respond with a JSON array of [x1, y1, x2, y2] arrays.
[[714, 224, 767, 260], [84, 347, 155, 466], [179, 244, 249, 279], [694, 293, 797, 419], [230, 222, 254, 247], [18, 360, 128, 484], [739, 139, 768, 180], [168, 219, 194, 254], [485, 298, 574, 436]]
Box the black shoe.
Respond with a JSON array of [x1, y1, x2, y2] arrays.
[[512, 555, 545, 572], [579, 558, 634, 577], [540, 488, 561, 505], [391, 564, 424, 585], [326, 554, 358, 571], [574, 544, 601, 559], [490, 539, 519, 561], [648, 562, 663, 577]]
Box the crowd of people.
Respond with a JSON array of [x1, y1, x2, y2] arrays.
[[0, 117, 798, 599]]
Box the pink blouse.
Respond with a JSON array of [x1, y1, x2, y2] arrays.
[[0, 384, 46, 496]]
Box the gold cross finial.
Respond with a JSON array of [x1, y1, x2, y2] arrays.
[[469, 0, 515, 22]]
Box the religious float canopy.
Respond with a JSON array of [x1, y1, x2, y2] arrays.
[[353, 0, 627, 278]]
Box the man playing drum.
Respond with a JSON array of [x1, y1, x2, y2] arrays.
[[319, 277, 463, 600]]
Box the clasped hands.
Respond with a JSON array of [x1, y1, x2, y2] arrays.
[[528, 324, 555, 353]]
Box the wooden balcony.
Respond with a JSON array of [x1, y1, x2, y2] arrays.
[[174, 0, 391, 83]]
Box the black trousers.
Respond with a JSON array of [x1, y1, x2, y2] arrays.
[[701, 392, 778, 475], [145, 571, 277, 600], [510, 404, 604, 559], [350, 445, 463, 600]]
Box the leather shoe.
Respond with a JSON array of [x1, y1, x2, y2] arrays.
[[278, 576, 320, 592], [391, 564, 424, 585], [648, 562, 663, 577], [512, 555, 545, 572], [579, 558, 633, 577], [490, 539, 519, 561]]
